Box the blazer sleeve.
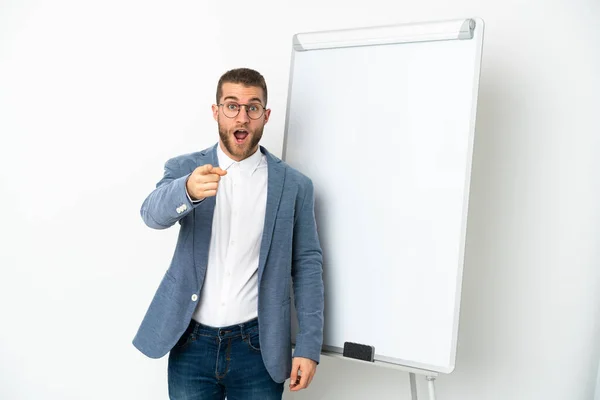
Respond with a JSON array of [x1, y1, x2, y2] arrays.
[[291, 178, 325, 363], [140, 157, 200, 229]]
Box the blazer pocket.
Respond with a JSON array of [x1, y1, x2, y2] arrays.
[[156, 270, 176, 298], [258, 297, 291, 312]]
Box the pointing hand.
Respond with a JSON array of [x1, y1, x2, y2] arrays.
[[186, 164, 227, 201]]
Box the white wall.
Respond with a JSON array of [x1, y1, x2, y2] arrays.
[[1, 1, 598, 399]]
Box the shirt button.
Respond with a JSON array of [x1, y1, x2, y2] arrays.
[[226, 271, 231, 276], [191, 294, 198, 301], [230, 241, 235, 246], [221, 302, 225, 306]]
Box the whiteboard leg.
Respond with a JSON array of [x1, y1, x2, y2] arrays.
[[409, 373, 418, 400], [426, 376, 436, 400]]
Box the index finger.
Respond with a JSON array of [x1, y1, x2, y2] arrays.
[[196, 164, 213, 174], [211, 167, 227, 176]]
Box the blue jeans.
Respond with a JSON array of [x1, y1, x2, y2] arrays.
[[168, 317, 284, 400]]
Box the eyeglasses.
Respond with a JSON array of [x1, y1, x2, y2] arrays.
[[218, 101, 266, 120]]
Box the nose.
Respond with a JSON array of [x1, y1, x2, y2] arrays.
[[235, 105, 251, 123]]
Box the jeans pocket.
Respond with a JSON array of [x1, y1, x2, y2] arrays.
[[245, 327, 261, 352], [173, 327, 195, 351]]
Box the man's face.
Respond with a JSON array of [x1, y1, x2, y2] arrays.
[[212, 82, 270, 161]]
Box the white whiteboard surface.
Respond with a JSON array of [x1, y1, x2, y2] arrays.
[[284, 18, 484, 374]]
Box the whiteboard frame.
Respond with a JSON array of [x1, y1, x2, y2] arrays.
[[283, 17, 485, 374]]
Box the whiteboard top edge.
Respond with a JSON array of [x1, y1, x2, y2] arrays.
[[292, 17, 482, 51]]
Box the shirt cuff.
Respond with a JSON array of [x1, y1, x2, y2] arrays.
[[185, 180, 204, 204]]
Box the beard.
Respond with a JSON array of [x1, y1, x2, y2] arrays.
[[218, 122, 264, 161]]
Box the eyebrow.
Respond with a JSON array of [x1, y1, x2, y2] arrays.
[[223, 95, 264, 105]]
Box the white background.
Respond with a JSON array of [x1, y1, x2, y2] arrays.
[[1, 1, 599, 399]]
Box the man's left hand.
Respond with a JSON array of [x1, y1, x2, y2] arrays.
[[289, 357, 317, 391]]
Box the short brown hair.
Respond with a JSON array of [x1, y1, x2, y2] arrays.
[[216, 68, 268, 106]]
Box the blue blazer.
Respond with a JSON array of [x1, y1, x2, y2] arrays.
[[132, 144, 324, 383]]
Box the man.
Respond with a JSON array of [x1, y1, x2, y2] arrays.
[[132, 67, 325, 399]]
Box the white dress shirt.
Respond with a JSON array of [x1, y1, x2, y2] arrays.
[[192, 144, 268, 327]]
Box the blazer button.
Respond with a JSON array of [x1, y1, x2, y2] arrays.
[[191, 294, 198, 301]]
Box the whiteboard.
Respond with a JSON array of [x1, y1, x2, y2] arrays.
[[284, 18, 484, 373]]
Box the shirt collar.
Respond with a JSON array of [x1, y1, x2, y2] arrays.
[[217, 143, 263, 174]]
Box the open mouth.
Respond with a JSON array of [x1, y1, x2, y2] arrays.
[[234, 129, 249, 144]]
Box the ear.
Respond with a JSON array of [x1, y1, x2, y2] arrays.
[[263, 108, 271, 124], [212, 104, 219, 121]]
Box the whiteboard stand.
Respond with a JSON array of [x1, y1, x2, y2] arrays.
[[285, 16, 485, 400], [319, 350, 439, 399], [409, 373, 418, 400], [425, 375, 437, 400]]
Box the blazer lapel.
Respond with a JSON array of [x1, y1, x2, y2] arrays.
[[258, 146, 286, 286], [192, 144, 219, 285]]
